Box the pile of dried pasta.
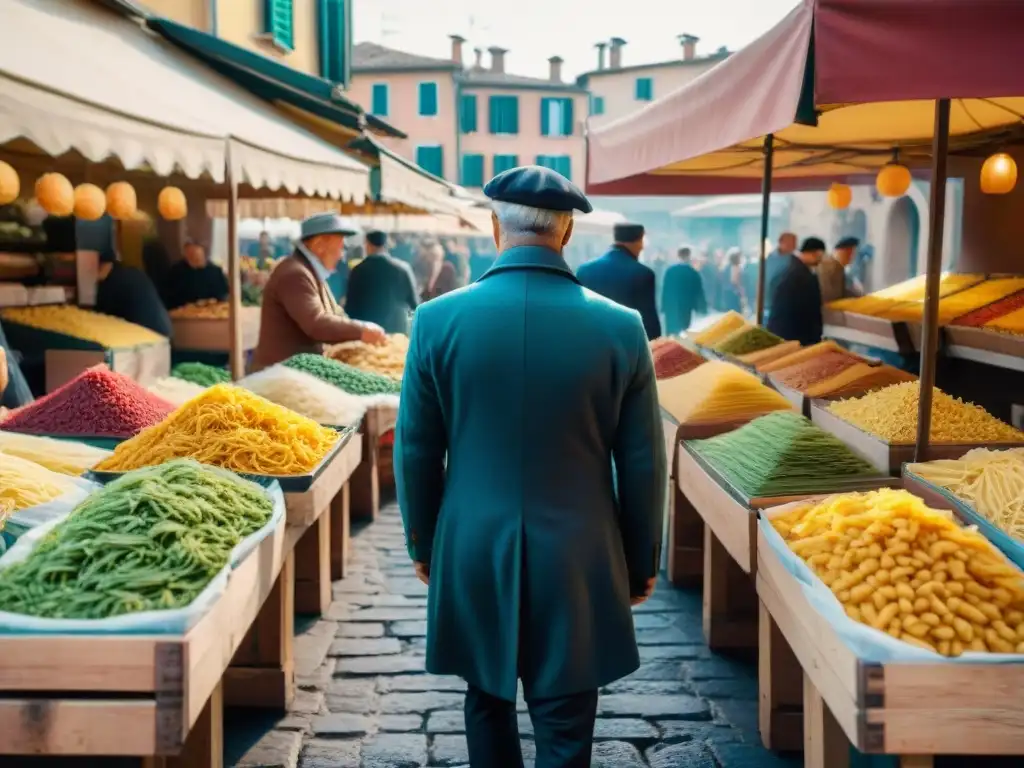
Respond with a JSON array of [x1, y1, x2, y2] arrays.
[[1, 305, 165, 347], [327, 334, 408, 379], [803, 363, 916, 399], [0, 450, 80, 510], [95, 384, 339, 475], [0, 432, 111, 476], [908, 448, 1024, 543], [827, 382, 1024, 445], [146, 376, 207, 407], [690, 311, 747, 347], [240, 365, 369, 427], [657, 361, 792, 425]]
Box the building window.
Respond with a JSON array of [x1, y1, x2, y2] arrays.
[[418, 82, 439, 117], [541, 97, 574, 137], [370, 83, 389, 117], [635, 77, 654, 101], [492, 154, 519, 176], [536, 154, 571, 180], [264, 0, 294, 50], [461, 154, 485, 187], [590, 95, 605, 116], [459, 93, 478, 133], [317, 0, 351, 85], [488, 95, 519, 135], [415, 145, 444, 178]]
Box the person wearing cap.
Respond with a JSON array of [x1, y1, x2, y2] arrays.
[[251, 212, 386, 372], [767, 236, 826, 346], [818, 236, 863, 303], [344, 230, 419, 335], [576, 222, 662, 340], [95, 246, 173, 338], [163, 239, 229, 311], [395, 165, 665, 767]]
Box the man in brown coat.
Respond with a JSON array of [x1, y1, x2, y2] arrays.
[[252, 213, 385, 371]]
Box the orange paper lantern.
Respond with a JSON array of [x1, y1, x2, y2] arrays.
[[0, 161, 20, 205], [157, 186, 188, 220], [876, 163, 912, 198], [106, 181, 138, 220], [827, 183, 852, 210], [980, 152, 1017, 195], [73, 183, 106, 221], [34, 173, 75, 216]]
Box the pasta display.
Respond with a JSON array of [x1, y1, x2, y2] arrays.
[[737, 340, 801, 366], [284, 354, 402, 396], [803, 363, 916, 400], [827, 273, 986, 317], [169, 300, 230, 319], [827, 382, 1024, 445], [146, 376, 207, 407], [650, 338, 703, 380], [712, 326, 782, 356], [0, 305, 165, 347], [240, 365, 371, 427], [657, 361, 792, 426], [757, 341, 847, 374], [771, 488, 1024, 656], [0, 451, 79, 510], [171, 362, 231, 387], [94, 384, 340, 475], [690, 311, 748, 347], [771, 350, 860, 392], [0, 432, 111, 476], [877, 278, 1024, 325], [327, 334, 408, 379]]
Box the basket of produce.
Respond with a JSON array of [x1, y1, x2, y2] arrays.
[[326, 333, 408, 380], [650, 337, 704, 380], [0, 460, 283, 634]]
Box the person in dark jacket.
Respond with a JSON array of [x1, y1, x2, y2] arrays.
[[0, 321, 33, 410], [766, 236, 826, 346], [764, 232, 798, 315], [661, 246, 707, 334], [163, 240, 229, 310], [577, 222, 662, 340], [345, 230, 419, 335], [95, 248, 173, 338], [718, 247, 747, 315]]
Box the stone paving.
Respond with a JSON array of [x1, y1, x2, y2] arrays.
[[230, 503, 799, 768]]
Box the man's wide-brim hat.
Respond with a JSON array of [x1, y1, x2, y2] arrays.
[[301, 212, 360, 240]]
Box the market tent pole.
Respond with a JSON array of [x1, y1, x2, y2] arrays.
[[913, 98, 952, 462], [755, 133, 775, 324], [225, 140, 243, 380]]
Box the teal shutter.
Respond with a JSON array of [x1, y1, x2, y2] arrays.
[[460, 94, 478, 133], [415, 146, 444, 178], [560, 98, 574, 136], [635, 77, 653, 101], [535, 155, 550, 169], [418, 83, 438, 116], [265, 0, 294, 49], [317, 0, 351, 84], [540, 97, 552, 136], [591, 96, 605, 116], [370, 83, 388, 116], [556, 155, 572, 180], [492, 154, 518, 176], [489, 96, 519, 134], [461, 154, 485, 187]]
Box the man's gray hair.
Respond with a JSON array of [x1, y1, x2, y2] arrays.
[[492, 201, 572, 236]]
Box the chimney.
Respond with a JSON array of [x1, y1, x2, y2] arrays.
[[608, 37, 626, 69], [595, 42, 607, 71], [449, 34, 465, 66], [473, 48, 483, 70], [488, 46, 507, 74], [548, 55, 563, 83], [678, 34, 699, 61]]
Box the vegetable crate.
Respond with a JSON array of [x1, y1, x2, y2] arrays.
[[0, 512, 287, 767], [755, 523, 1024, 766], [351, 404, 398, 522]]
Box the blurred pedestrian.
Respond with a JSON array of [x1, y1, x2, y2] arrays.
[[767, 236, 826, 346], [661, 246, 707, 334]]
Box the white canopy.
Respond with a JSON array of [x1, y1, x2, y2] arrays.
[[0, 0, 368, 201]]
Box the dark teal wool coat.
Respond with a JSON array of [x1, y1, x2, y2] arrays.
[[394, 245, 667, 702]]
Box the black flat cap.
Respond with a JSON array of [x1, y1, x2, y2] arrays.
[[614, 222, 645, 243], [800, 236, 827, 252], [483, 165, 593, 213], [835, 236, 860, 250], [365, 230, 387, 247]]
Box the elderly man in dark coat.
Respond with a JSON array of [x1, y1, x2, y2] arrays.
[[394, 165, 666, 768], [767, 236, 826, 346], [576, 222, 662, 340], [345, 230, 419, 334]]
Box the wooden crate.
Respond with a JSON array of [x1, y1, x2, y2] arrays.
[[171, 308, 261, 353], [0, 512, 287, 766], [45, 341, 171, 392], [351, 404, 398, 522], [755, 524, 1024, 764]]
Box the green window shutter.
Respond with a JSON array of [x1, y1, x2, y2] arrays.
[[460, 94, 477, 133], [265, 0, 294, 50], [419, 82, 438, 116], [557, 155, 572, 180], [540, 97, 552, 136], [489, 96, 519, 134], [492, 154, 518, 176], [535, 155, 550, 169], [560, 98, 574, 136], [635, 77, 653, 101], [415, 146, 444, 178], [591, 95, 605, 116], [461, 154, 484, 187], [371, 83, 389, 116], [317, 0, 351, 84]]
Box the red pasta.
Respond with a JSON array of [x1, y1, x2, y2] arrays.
[[651, 340, 704, 380], [0, 366, 174, 438]]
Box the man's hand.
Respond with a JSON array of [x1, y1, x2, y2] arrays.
[[630, 578, 657, 606], [360, 322, 387, 346], [413, 561, 430, 586]]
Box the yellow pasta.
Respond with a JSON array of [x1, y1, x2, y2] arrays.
[[1, 305, 165, 347], [0, 450, 79, 510], [0, 431, 111, 476], [757, 341, 845, 374], [690, 311, 748, 347], [657, 361, 793, 425], [95, 384, 339, 475], [327, 334, 408, 379]]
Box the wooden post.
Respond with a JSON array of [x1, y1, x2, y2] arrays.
[[668, 482, 704, 586], [758, 601, 803, 751], [225, 140, 244, 381], [914, 98, 951, 462], [142, 682, 224, 768], [330, 482, 351, 581], [351, 410, 381, 521], [755, 133, 775, 325], [702, 526, 757, 650], [803, 673, 850, 768], [294, 513, 332, 615]]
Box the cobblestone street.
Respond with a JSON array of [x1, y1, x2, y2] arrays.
[[230, 504, 799, 767]]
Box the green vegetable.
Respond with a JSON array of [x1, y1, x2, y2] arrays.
[[714, 326, 783, 356], [171, 362, 231, 388], [0, 460, 273, 620], [688, 411, 880, 498], [284, 353, 401, 396]]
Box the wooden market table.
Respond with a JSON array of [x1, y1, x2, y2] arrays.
[[170, 308, 261, 355], [350, 403, 397, 522]]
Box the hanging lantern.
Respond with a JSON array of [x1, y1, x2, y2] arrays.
[[0, 161, 20, 205], [157, 186, 188, 220], [34, 173, 75, 216], [876, 162, 912, 198], [106, 181, 137, 220], [980, 152, 1018, 195], [827, 183, 852, 210], [73, 183, 106, 221]]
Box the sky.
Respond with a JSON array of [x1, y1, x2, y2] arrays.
[[353, 0, 798, 81]]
